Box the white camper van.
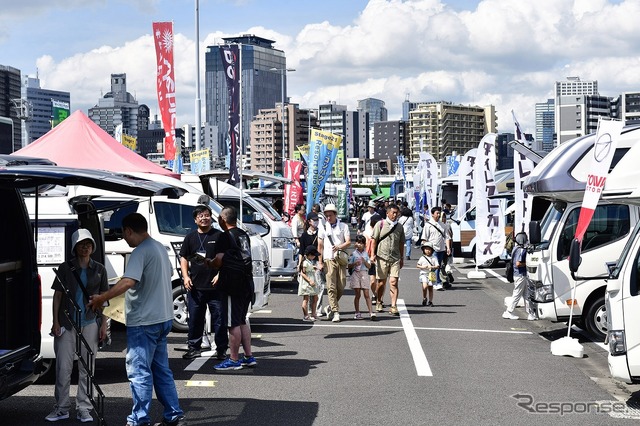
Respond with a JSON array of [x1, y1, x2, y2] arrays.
[[524, 125, 640, 341], [182, 173, 298, 283], [565, 137, 640, 383]]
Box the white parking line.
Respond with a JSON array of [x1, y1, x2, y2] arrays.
[[396, 299, 433, 377]]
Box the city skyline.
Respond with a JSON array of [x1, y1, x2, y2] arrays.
[[1, 0, 637, 138]]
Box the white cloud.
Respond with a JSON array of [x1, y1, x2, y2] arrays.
[[25, 0, 640, 137]]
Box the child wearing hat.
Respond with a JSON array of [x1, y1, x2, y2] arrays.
[[417, 241, 439, 306], [298, 245, 321, 321]]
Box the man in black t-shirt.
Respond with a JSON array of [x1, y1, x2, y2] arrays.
[[179, 204, 228, 360], [209, 206, 256, 371]]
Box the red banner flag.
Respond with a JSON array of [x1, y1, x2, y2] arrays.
[[284, 160, 303, 222], [153, 22, 177, 161]]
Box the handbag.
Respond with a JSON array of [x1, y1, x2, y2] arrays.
[[428, 271, 437, 282]]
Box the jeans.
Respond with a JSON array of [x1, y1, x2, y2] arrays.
[[187, 289, 228, 353], [126, 320, 183, 425], [405, 238, 412, 259], [434, 251, 445, 285]]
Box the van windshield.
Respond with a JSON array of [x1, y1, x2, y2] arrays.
[[540, 201, 565, 243]]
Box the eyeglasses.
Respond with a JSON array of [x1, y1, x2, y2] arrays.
[[196, 214, 211, 219]]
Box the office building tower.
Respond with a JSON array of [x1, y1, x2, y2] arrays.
[[613, 92, 640, 125], [21, 76, 71, 145], [535, 99, 555, 152], [358, 98, 387, 128], [408, 101, 497, 163], [372, 120, 407, 160], [0, 65, 22, 153], [205, 35, 287, 163], [88, 73, 142, 138], [554, 77, 600, 144]]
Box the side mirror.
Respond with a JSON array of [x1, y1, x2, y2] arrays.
[[253, 211, 264, 222], [568, 238, 582, 273], [529, 221, 541, 245]]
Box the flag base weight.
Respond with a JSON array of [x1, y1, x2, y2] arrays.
[[467, 269, 486, 279], [550, 336, 584, 358]]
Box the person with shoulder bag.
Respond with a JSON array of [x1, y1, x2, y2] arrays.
[[317, 204, 351, 323], [371, 204, 405, 316], [502, 232, 538, 321]]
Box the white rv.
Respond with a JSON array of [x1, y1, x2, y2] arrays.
[[566, 137, 640, 383], [524, 125, 640, 341]]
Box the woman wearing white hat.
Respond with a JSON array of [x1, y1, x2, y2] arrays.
[[46, 229, 108, 424]]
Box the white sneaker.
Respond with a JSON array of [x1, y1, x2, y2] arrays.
[[502, 311, 519, 320], [527, 314, 538, 321], [77, 409, 93, 423], [45, 408, 69, 422], [332, 312, 341, 322]]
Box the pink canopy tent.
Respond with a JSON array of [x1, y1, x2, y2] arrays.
[[14, 110, 179, 179]]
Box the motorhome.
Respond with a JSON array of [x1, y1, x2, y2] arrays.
[[182, 173, 297, 283], [0, 165, 182, 399], [566, 138, 640, 383], [524, 125, 640, 341]]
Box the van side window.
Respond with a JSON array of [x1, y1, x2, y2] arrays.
[[154, 202, 198, 236], [219, 198, 258, 224], [557, 204, 630, 260], [632, 248, 640, 297], [93, 200, 139, 241]]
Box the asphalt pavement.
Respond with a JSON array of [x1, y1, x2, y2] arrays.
[[4, 255, 640, 425]]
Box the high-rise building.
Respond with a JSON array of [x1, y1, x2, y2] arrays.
[[88, 73, 142, 138], [535, 99, 555, 152], [613, 92, 640, 125], [0, 65, 22, 153], [555, 77, 601, 144], [250, 104, 311, 175], [21, 76, 71, 145], [205, 35, 287, 162], [372, 120, 407, 160], [408, 102, 497, 163], [358, 98, 387, 128]]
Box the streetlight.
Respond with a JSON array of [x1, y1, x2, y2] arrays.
[[269, 67, 295, 171]]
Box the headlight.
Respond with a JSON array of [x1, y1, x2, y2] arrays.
[[272, 237, 295, 249], [252, 260, 265, 277], [608, 330, 626, 356], [530, 280, 554, 303]]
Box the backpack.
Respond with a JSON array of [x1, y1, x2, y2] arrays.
[[217, 231, 253, 297], [505, 259, 514, 283]]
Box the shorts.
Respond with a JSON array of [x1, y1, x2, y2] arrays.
[[419, 275, 435, 286], [368, 264, 376, 276], [224, 294, 251, 328], [349, 270, 369, 289], [375, 257, 401, 280]]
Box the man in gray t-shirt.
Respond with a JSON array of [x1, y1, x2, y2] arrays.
[[88, 213, 184, 426]]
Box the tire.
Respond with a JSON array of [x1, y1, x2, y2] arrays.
[[172, 286, 189, 333], [583, 295, 607, 342]]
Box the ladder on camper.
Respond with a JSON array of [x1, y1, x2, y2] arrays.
[[54, 268, 107, 426]]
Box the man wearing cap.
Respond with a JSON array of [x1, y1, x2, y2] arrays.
[[371, 203, 405, 316], [46, 229, 108, 423], [317, 203, 351, 322], [359, 200, 377, 233]]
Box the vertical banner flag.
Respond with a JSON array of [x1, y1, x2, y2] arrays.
[[474, 134, 505, 266], [337, 188, 347, 219], [306, 129, 341, 210], [446, 154, 461, 176], [512, 111, 535, 235], [284, 160, 303, 220], [397, 155, 407, 183], [152, 22, 177, 161], [574, 118, 624, 242], [51, 100, 70, 128], [114, 123, 123, 143], [457, 148, 477, 220], [422, 151, 439, 209], [219, 44, 240, 184]]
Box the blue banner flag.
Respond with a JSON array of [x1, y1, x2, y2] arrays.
[[306, 129, 342, 207], [397, 155, 406, 182]]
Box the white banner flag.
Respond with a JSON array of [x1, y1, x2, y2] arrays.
[[512, 111, 534, 235], [420, 151, 439, 210], [457, 148, 477, 221], [474, 134, 505, 265]]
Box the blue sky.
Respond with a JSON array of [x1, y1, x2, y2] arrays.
[[2, 0, 639, 134]]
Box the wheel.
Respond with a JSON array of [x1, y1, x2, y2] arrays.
[[583, 295, 607, 342], [172, 286, 189, 332]]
